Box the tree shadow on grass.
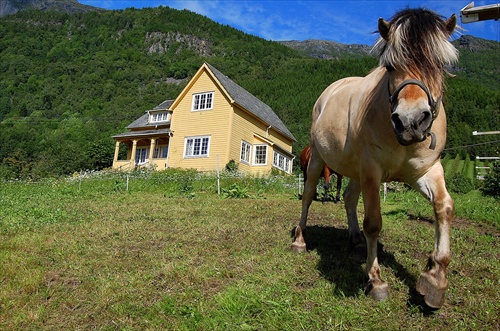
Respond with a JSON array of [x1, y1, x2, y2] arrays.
[[301, 224, 436, 314]]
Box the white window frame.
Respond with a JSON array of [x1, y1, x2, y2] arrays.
[[240, 141, 252, 165], [150, 112, 169, 123], [153, 145, 168, 159], [253, 144, 268, 166], [184, 136, 210, 158], [273, 151, 291, 173], [135, 147, 148, 165], [192, 92, 214, 111]]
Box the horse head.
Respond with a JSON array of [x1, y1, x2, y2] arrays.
[[375, 9, 458, 147]]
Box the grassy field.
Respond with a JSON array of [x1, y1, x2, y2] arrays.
[[0, 173, 499, 330]]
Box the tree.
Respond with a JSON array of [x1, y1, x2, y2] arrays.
[[481, 161, 500, 199]]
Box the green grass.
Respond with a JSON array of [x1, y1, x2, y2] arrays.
[[0, 175, 498, 330]]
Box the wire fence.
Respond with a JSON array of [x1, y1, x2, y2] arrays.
[[59, 168, 300, 197]]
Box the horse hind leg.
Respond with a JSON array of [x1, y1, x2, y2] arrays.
[[359, 175, 389, 301], [343, 179, 363, 248], [291, 153, 325, 252], [335, 174, 343, 203], [321, 180, 330, 204]]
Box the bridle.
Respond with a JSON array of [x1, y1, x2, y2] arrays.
[[386, 66, 442, 150]]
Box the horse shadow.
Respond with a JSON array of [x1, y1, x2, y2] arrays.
[[299, 225, 434, 313]]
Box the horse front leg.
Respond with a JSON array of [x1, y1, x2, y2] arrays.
[[413, 165, 454, 308], [361, 175, 389, 301], [291, 154, 324, 252]]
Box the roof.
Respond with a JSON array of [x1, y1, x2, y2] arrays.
[[113, 128, 171, 139], [204, 63, 296, 141], [153, 99, 174, 111], [126, 99, 174, 129], [461, 2, 500, 23]]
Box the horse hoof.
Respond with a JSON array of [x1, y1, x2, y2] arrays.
[[291, 226, 307, 253], [290, 241, 307, 253], [416, 273, 447, 309], [365, 280, 389, 302]]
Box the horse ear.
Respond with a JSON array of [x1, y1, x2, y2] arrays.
[[444, 14, 457, 35], [378, 18, 391, 40]]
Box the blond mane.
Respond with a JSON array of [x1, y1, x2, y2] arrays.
[[372, 9, 459, 90]]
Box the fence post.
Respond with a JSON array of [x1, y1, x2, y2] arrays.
[[216, 155, 220, 195], [79, 170, 83, 191]]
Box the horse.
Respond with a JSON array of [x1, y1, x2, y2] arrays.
[[291, 8, 458, 309], [300, 145, 342, 203]]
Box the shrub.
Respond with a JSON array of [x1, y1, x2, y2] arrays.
[[225, 160, 238, 172], [221, 183, 249, 199], [446, 173, 473, 194], [481, 161, 500, 199]]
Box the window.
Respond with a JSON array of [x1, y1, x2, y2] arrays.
[[150, 112, 169, 123], [273, 151, 291, 173], [153, 145, 168, 158], [192, 92, 214, 111], [184, 136, 210, 158], [135, 147, 148, 165], [240, 141, 251, 164], [253, 145, 267, 165]]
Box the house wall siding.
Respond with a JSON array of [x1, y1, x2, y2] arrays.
[[230, 106, 294, 174], [168, 71, 232, 171]]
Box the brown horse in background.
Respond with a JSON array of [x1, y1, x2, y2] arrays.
[[300, 145, 342, 203], [291, 8, 459, 309]]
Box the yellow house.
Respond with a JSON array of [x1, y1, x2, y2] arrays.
[[112, 62, 296, 174]]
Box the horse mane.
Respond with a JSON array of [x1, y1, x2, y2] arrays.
[[372, 8, 459, 90]]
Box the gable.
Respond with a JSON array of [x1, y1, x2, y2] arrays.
[[170, 63, 296, 142]]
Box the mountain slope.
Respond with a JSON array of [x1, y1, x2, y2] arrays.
[[0, 6, 498, 178], [279, 39, 372, 59], [0, 0, 100, 17]]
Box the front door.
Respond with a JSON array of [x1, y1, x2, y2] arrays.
[[135, 147, 148, 165]]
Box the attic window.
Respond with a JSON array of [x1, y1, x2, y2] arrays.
[[150, 112, 169, 123], [192, 92, 214, 111]]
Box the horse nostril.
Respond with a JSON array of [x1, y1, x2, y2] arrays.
[[391, 113, 404, 133], [415, 111, 432, 130]]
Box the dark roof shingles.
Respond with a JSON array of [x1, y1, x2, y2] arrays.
[[205, 63, 296, 141]]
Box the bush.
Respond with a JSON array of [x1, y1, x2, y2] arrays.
[[225, 160, 238, 172], [481, 161, 500, 198], [221, 183, 249, 199], [446, 173, 473, 194]]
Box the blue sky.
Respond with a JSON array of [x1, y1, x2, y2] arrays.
[[79, 1, 499, 45]]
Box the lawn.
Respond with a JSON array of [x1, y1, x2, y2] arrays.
[[0, 175, 498, 330]]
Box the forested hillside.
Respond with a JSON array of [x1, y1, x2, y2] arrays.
[[0, 6, 498, 178]]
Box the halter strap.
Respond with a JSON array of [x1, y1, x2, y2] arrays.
[[388, 79, 441, 119], [387, 77, 442, 150]]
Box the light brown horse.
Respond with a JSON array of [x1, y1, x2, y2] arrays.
[[291, 8, 458, 309], [300, 145, 342, 203]]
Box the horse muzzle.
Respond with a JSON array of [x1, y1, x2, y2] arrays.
[[391, 109, 433, 146]]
